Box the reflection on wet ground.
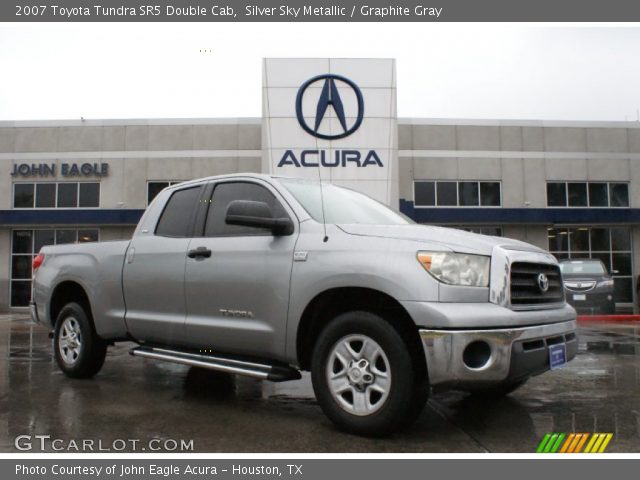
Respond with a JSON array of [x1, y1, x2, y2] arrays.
[[1, 315, 639, 452]]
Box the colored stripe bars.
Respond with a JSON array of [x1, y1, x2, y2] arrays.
[[537, 433, 613, 453]]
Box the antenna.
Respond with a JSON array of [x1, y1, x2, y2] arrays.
[[315, 116, 329, 243]]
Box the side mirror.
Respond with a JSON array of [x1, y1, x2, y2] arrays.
[[225, 200, 293, 236], [611, 269, 620, 275]]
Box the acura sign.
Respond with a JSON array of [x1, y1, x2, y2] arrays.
[[295, 74, 364, 140], [278, 73, 383, 168], [262, 58, 398, 206]]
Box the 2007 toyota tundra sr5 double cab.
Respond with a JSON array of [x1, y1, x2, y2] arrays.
[[31, 174, 577, 435]]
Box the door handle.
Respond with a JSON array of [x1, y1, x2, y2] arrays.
[[187, 246, 212, 259]]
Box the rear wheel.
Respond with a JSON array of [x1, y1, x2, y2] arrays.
[[311, 311, 428, 436], [54, 302, 107, 378]]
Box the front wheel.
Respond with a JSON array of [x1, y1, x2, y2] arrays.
[[311, 311, 428, 436], [53, 302, 107, 378]]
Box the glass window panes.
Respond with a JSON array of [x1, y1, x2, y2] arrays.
[[11, 256, 32, 280], [589, 228, 610, 251], [414, 182, 435, 206], [414, 181, 502, 207], [14, 184, 34, 208], [547, 182, 629, 207], [79, 183, 100, 207], [10, 228, 99, 307], [56, 230, 77, 244], [568, 183, 588, 207], [11, 281, 31, 307], [12, 230, 33, 254], [57, 183, 78, 208], [13, 182, 101, 208], [148, 182, 170, 205], [614, 278, 633, 303], [34, 230, 55, 253], [612, 253, 632, 276], [458, 182, 479, 206], [548, 226, 633, 306], [436, 182, 457, 206], [609, 183, 629, 207], [547, 183, 567, 207], [77, 230, 99, 243], [588, 183, 608, 207], [611, 227, 631, 251], [148, 181, 182, 205], [35, 183, 56, 208], [569, 228, 589, 252], [547, 228, 568, 252], [457, 226, 503, 236], [480, 182, 501, 206]]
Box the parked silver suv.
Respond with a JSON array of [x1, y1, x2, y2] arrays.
[[31, 174, 577, 435]]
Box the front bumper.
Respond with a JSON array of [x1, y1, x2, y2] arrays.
[[564, 290, 615, 314], [419, 319, 577, 387]]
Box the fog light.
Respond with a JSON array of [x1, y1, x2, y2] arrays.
[[463, 341, 492, 369]]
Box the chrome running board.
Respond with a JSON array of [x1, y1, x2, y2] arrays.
[[130, 346, 301, 382]]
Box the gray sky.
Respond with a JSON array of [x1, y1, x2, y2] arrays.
[[1, 24, 639, 121]]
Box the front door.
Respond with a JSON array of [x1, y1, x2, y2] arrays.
[[184, 180, 297, 359]]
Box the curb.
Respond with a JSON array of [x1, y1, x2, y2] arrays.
[[577, 314, 640, 323]]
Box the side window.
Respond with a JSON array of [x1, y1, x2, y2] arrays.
[[205, 182, 288, 237], [155, 186, 202, 237]]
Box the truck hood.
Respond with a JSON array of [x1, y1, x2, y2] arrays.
[[337, 224, 546, 256]]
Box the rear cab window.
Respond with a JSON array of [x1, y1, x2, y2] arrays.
[[155, 186, 203, 237]]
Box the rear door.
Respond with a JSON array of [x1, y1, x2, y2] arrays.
[[123, 184, 205, 346], [183, 180, 297, 359]]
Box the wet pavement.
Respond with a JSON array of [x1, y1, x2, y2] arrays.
[[1, 314, 639, 453]]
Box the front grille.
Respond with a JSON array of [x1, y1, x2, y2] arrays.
[[564, 281, 596, 292], [510, 262, 564, 307]]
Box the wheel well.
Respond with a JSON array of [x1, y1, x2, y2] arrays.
[[296, 287, 425, 373], [49, 281, 92, 327]]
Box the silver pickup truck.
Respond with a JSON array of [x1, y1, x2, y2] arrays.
[[31, 173, 577, 435]]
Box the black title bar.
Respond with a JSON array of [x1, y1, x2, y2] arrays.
[[3, 0, 640, 22]]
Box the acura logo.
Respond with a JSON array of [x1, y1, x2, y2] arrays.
[[537, 273, 549, 292], [295, 74, 364, 140]]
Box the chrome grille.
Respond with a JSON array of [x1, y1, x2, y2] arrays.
[[510, 262, 564, 307], [564, 281, 596, 292]]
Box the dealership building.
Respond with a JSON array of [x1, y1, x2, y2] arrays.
[[0, 58, 638, 312]]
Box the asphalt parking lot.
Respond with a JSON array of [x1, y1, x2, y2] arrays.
[[1, 314, 639, 453]]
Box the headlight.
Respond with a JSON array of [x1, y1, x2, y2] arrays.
[[417, 251, 490, 287], [596, 279, 614, 288]]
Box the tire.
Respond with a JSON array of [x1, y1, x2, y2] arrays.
[[311, 311, 428, 436], [53, 302, 107, 378], [466, 379, 527, 399]]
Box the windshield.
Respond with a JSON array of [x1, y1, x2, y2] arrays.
[[277, 178, 411, 225], [560, 261, 606, 275]]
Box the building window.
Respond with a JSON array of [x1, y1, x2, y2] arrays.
[[547, 226, 633, 304], [147, 181, 183, 205], [12, 182, 100, 208], [414, 181, 502, 207], [10, 228, 99, 307], [546, 182, 629, 207], [454, 226, 503, 236]]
